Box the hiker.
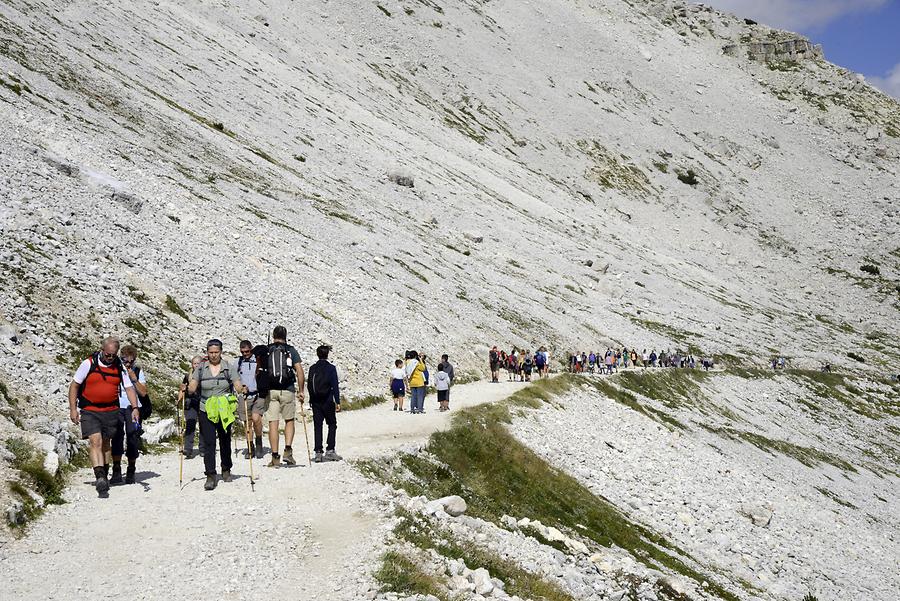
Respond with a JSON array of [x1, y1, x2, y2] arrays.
[[264, 326, 305, 467], [441, 354, 454, 406], [188, 339, 242, 490], [630, 349, 638, 368], [179, 355, 204, 459], [307, 345, 342, 461], [649, 350, 657, 367], [390, 359, 406, 411], [489, 346, 500, 382], [406, 350, 427, 414], [534, 347, 546, 378], [435, 363, 451, 412], [68, 337, 139, 494], [522, 353, 534, 382], [237, 340, 265, 459], [110, 345, 147, 485]]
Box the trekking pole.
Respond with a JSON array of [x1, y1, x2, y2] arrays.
[[299, 401, 312, 466], [242, 393, 255, 491], [177, 389, 185, 489]]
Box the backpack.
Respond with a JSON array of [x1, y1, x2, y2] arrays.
[[77, 352, 125, 410], [133, 365, 152, 420], [308, 362, 332, 398], [267, 343, 295, 390], [489, 350, 498, 364]]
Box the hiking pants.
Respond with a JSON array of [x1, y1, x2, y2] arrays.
[[311, 401, 337, 453], [111, 408, 140, 461], [199, 410, 232, 476], [410, 386, 426, 413], [183, 408, 205, 455]]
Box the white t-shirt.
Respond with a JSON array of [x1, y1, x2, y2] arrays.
[[237, 355, 258, 393], [119, 367, 146, 409], [391, 367, 406, 380]]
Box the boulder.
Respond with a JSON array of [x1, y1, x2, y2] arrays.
[[142, 418, 176, 445], [740, 503, 774, 527], [437, 495, 467, 516]]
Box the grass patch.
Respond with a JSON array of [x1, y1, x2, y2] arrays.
[[164, 295, 189, 320], [587, 378, 687, 430], [713, 428, 857, 473], [395, 258, 429, 283], [374, 549, 447, 598], [393, 509, 574, 601], [345, 394, 388, 412], [813, 486, 857, 509], [615, 370, 711, 409], [6, 438, 69, 528], [676, 169, 699, 186], [123, 317, 148, 335], [56, 336, 98, 370], [361, 376, 739, 601]]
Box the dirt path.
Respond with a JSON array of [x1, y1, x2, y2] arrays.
[[0, 378, 526, 601]]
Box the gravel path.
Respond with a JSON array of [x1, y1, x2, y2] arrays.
[[0, 379, 524, 601]]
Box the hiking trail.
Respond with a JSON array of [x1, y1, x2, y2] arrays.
[[0, 378, 531, 601]]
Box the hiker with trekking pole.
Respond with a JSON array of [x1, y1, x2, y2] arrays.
[[187, 339, 242, 491]]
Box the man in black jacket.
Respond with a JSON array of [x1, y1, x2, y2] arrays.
[[306, 345, 341, 462]]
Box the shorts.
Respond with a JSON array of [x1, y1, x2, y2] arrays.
[[239, 394, 266, 419], [264, 389, 296, 423], [80, 409, 121, 440], [391, 379, 405, 397], [490, 361, 499, 371], [437, 389, 448, 402]]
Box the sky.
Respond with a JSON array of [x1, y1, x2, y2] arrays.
[[700, 0, 900, 98]]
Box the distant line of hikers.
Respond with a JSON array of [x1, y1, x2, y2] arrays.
[[565, 348, 715, 373]]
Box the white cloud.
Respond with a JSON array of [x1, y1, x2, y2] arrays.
[[867, 62, 900, 99], [699, 0, 888, 31]]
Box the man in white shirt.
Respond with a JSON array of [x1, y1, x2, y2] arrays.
[[110, 345, 147, 485], [238, 340, 265, 459]]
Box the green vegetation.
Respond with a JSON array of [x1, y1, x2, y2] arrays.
[[344, 394, 388, 412], [164, 295, 189, 320], [709, 428, 857, 473], [676, 169, 699, 186], [374, 549, 446, 599], [653, 161, 669, 173], [847, 351, 865, 363], [361, 376, 739, 601], [860, 263, 880, 276], [376, 4, 392, 17], [587, 378, 687, 430], [393, 509, 575, 601], [813, 486, 857, 509], [6, 438, 68, 528], [766, 59, 801, 72], [395, 258, 429, 283], [627, 315, 694, 344], [56, 336, 98, 370], [577, 140, 653, 195], [123, 317, 148, 335]]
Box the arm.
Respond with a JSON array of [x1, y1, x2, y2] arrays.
[[68, 381, 80, 424], [294, 364, 305, 402], [188, 370, 199, 394], [128, 368, 148, 397], [330, 364, 341, 408]]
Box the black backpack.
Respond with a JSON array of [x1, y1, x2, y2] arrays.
[[133, 365, 152, 420], [308, 362, 332, 398], [267, 343, 296, 390]]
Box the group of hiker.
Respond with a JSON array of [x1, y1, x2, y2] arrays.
[[390, 351, 455, 413], [488, 347, 550, 383], [566, 348, 714, 372], [68, 326, 343, 495]]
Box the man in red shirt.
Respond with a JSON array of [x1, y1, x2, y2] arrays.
[[68, 337, 139, 495]]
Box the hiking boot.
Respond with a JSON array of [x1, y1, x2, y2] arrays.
[[323, 450, 343, 462], [204, 475, 217, 490], [125, 464, 136, 485], [313, 452, 324, 463], [110, 464, 123, 485], [255, 445, 265, 459], [222, 470, 232, 483], [282, 448, 296, 466], [267, 454, 281, 468]]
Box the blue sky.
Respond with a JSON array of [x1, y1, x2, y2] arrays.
[[701, 1, 900, 97]]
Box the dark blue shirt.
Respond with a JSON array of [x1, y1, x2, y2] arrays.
[[307, 359, 340, 405]]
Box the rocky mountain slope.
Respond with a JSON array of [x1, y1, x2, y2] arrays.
[[0, 0, 898, 595]]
